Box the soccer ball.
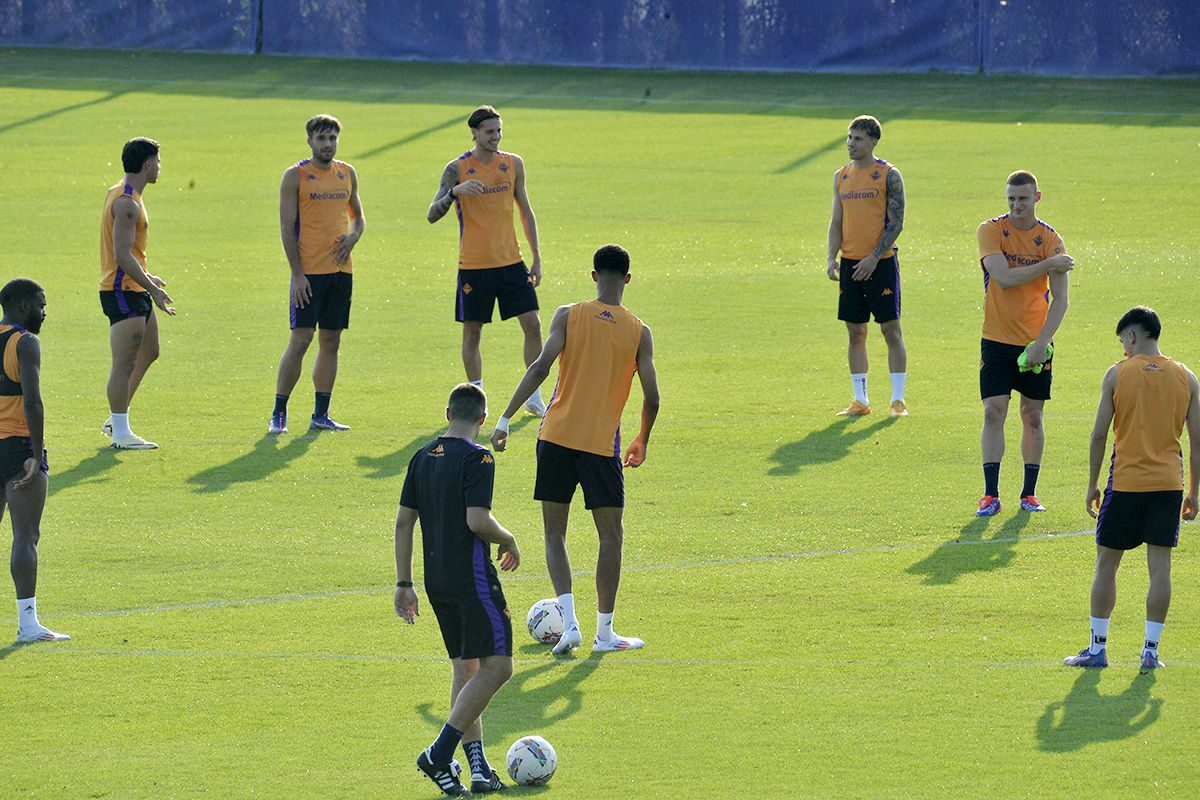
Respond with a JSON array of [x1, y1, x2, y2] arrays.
[[506, 735, 558, 786], [526, 598, 565, 645]]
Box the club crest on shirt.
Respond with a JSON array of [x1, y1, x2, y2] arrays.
[[871, 169, 881, 180], [499, 162, 509, 173], [1033, 235, 1043, 247]]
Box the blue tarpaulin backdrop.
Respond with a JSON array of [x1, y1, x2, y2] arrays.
[[2, 1, 1196, 77]]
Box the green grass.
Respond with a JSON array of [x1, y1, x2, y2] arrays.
[[1, 47, 1199, 798]]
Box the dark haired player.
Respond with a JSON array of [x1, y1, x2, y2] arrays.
[[395, 383, 520, 796], [975, 171, 1073, 516], [269, 114, 365, 434], [100, 136, 175, 450], [428, 105, 548, 416], [0, 279, 68, 642], [826, 114, 909, 417], [1065, 307, 1200, 673], [491, 244, 660, 655]]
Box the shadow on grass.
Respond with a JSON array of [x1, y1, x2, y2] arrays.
[[0, 640, 37, 660], [48, 447, 120, 496], [1036, 669, 1161, 752], [766, 416, 896, 476], [185, 434, 316, 493], [414, 656, 601, 744], [905, 513, 1031, 585]]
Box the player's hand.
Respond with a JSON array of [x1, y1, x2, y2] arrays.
[[623, 436, 647, 468], [529, 256, 542, 288], [148, 273, 167, 289], [331, 232, 359, 266], [490, 428, 508, 452], [291, 274, 312, 309], [498, 538, 520, 571], [1047, 254, 1075, 273], [151, 286, 176, 316], [1086, 486, 1102, 519], [1183, 492, 1198, 521], [826, 260, 839, 281], [1026, 341, 1050, 367], [10, 457, 39, 490], [851, 255, 879, 281], [394, 586, 419, 623], [455, 179, 486, 197]]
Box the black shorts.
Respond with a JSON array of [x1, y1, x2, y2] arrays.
[[534, 439, 624, 509], [456, 262, 539, 324], [428, 589, 513, 660], [291, 272, 352, 330], [980, 338, 1052, 401], [99, 290, 153, 326], [1095, 489, 1183, 549], [0, 437, 48, 485], [837, 255, 900, 324]]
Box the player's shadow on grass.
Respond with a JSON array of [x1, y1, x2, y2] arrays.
[[766, 416, 896, 476], [1036, 669, 1161, 752], [906, 513, 1031, 585], [185, 434, 316, 493], [414, 656, 601, 743], [357, 418, 536, 481], [48, 447, 121, 496], [0, 640, 37, 660]]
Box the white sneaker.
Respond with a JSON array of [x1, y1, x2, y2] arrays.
[[101, 419, 113, 437], [16, 625, 71, 643], [524, 394, 547, 417], [110, 432, 158, 450], [551, 623, 582, 655], [593, 633, 644, 652]]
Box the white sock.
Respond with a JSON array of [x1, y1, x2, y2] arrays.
[[851, 373, 868, 405], [1144, 620, 1165, 654], [557, 593, 577, 628], [1089, 616, 1110, 654], [17, 596, 38, 631], [890, 372, 906, 403], [596, 611, 614, 641], [111, 412, 132, 439], [469, 379, 483, 389]]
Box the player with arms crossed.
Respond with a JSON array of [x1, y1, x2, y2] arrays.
[[100, 137, 175, 450], [826, 114, 909, 417], [976, 171, 1073, 516], [395, 384, 520, 796], [428, 105, 548, 416], [269, 114, 364, 434], [1066, 307, 1200, 673], [491, 244, 660, 654], [1, 279, 68, 642]]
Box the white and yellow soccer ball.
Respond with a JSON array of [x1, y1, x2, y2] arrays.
[[506, 735, 558, 786], [525, 598, 565, 645]]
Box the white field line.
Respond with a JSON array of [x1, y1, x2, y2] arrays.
[[17, 528, 1095, 624], [2, 72, 1194, 119]]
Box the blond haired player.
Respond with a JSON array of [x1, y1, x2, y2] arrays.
[[490, 244, 660, 654]]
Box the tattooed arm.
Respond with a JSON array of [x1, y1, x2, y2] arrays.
[[850, 167, 906, 281], [427, 161, 461, 223]]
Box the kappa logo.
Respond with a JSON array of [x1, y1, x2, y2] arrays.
[[482, 454, 494, 464], [1144, 362, 1161, 371], [1033, 235, 1043, 247], [840, 169, 849, 181], [430, 444, 445, 457], [1002, 229, 1010, 237], [467, 167, 477, 175], [882, 288, 894, 296], [595, 309, 617, 323], [337, 171, 345, 180], [306, 172, 318, 180], [463, 284, 473, 295], [499, 162, 509, 172], [871, 169, 881, 180]]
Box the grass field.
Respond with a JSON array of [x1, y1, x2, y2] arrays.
[[1, 46, 1199, 798]]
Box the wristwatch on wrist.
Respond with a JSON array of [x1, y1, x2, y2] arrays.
[[396, 580, 413, 588]]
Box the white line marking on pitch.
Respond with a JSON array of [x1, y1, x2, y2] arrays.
[[17, 528, 1095, 623]]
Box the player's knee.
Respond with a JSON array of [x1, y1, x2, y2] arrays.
[[518, 313, 541, 336], [462, 324, 483, 346], [1020, 406, 1043, 429], [597, 523, 624, 548], [11, 525, 40, 547], [982, 403, 1007, 427], [847, 325, 869, 346]]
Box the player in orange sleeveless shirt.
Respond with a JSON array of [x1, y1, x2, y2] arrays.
[[269, 114, 365, 434], [490, 244, 660, 654], [1065, 307, 1200, 672], [975, 171, 1074, 517], [100, 137, 176, 451], [826, 115, 909, 418], [0, 279, 68, 642], [428, 106, 548, 417]]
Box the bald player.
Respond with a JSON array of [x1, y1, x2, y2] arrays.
[[428, 105, 548, 417], [1066, 307, 1200, 673], [975, 170, 1073, 517], [269, 114, 364, 434], [100, 137, 175, 450], [491, 244, 660, 654], [826, 114, 908, 418]]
